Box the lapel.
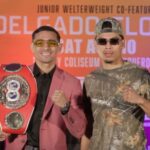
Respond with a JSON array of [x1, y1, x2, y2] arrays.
[[29, 65, 64, 120], [42, 67, 64, 120]]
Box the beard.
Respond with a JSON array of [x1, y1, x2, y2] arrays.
[[104, 60, 113, 64]]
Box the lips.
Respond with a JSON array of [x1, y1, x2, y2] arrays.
[[104, 52, 113, 57], [39, 50, 55, 57], [41, 52, 51, 56]]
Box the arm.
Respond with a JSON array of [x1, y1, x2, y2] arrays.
[[0, 124, 10, 142], [0, 132, 9, 142], [52, 79, 87, 138], [122, 70, 150, 117], [81, 135, 91, 150], [139, 97, 150, 117], [63, 80, 87, 138], [81, 84, 94, 150], [122, 86, 150, 117]]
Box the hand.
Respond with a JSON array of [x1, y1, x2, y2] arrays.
[[0, 124, 10, 141], [122, 86, 144, 105], [52, 90, 69, 108]]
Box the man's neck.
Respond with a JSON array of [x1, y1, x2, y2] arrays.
[[102, 61, 124, 70], [35, 61, 56, 74]]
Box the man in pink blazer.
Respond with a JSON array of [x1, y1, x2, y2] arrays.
[[0, 25, 86, 150]]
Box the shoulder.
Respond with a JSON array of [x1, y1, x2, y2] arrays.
[[56, 67, 80, 83], [123, 62, 149, 75], [85, 68, 101, 81], [84, 68, 101, 88], [55, 68, 82, 94], [124, 61, 146, 71]]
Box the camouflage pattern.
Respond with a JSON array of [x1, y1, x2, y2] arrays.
[[95, 17, 124, 36], [85, 62, 150, 150]]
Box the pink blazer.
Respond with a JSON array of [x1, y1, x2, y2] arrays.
[[5, 66, 86, 150]]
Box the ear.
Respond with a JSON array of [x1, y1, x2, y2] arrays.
[[94, 39, 97, 46], [57, 43, 63, 53], [30, 43, 34, 53], [94, 39, 99, 52], [121, 39, 125, 48]]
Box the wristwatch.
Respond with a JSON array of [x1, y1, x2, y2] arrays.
[[60, 101, 70, 115]]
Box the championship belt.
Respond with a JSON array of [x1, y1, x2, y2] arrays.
[[0, 63, 37, 134]]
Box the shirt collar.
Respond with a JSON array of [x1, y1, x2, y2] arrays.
[[33, 63, 56, 78]]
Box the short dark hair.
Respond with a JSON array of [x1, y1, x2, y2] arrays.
[[32, 25, 61, 42]]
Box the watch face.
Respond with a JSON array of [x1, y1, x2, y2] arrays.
[[0, 75, 30, 109], [61, 102, 70, 115], [5, 112, 24, 129]]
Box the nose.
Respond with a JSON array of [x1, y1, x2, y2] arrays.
[[43, 41, 49, 50], [105, 42, 111, 49]]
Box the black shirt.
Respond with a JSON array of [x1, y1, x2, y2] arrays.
[[27, 63, 56, 147]]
